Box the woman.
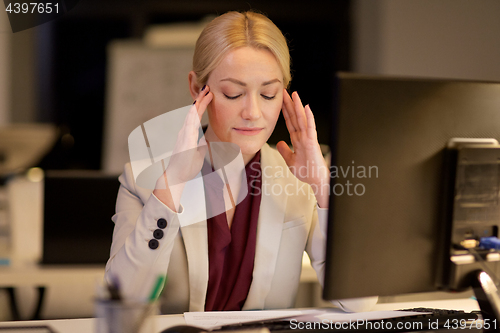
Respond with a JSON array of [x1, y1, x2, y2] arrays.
[[105, 10, 377, 313]]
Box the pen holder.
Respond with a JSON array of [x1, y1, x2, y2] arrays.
[[95, 299, 158, 333]]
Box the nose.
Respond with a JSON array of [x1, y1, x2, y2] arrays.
[[241, 94, 262, 121]]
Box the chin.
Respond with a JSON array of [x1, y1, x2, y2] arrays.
[[237, 140, 265, 158]]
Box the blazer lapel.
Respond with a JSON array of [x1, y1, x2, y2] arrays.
[[243, 144, 288, 310], [181, 220, 209, 312], [178, 175, 209, 312]]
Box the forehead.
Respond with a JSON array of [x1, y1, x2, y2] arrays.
[[210, 46, 283, 83]]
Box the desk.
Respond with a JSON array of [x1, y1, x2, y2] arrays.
[[0, 315, 186, 333], [0, 261, 318, 320], [0, 265, 105, 320], [0, 298, 481, 333]]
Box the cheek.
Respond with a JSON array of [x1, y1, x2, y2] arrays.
[[264, 100, 282, 124], [208, 98, 232, 130]]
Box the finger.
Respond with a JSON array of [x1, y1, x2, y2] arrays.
[[283, 89, 300, 132], [195, 85, 212, 119], [276, 141, 294, 166], [185, 103, 201, 133], [281, 101, 296, 133], [283, 103, 300, 148], [291, 91, 307, 132], [185, 85, 211, 140], [191, 85, 207, 109], [193, 84, 208, 103], [305, 104, 318, 140], [179, 102, 205, 151], [197, 92, 213, 120]]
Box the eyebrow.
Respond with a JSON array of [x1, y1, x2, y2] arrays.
[[220, 78, 281, 87]]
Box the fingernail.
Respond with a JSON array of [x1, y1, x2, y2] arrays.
[[201, 85, 206, 91]]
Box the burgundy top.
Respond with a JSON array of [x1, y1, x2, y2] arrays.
[[203, 151, 262, 311]]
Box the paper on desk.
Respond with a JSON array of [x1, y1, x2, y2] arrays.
[[184, 309, 429, 330], [299, 309, 429, 322], [184, 309, 318, 329]]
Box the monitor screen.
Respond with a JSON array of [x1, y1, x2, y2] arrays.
[[42, 170, 120, 265], [323, 73, 500, 300]]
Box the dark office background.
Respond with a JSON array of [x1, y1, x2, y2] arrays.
[[34, 0, 351, 170]]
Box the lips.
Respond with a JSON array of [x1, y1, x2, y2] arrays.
[[233, 127, 264, 136]]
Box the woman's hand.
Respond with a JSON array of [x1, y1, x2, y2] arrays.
[[153, 85, 213, 212], [276, 90, 330, 208]]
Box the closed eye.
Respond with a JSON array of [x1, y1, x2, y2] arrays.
[[223, 94, 241, 100], [261, 95, 276, 100]]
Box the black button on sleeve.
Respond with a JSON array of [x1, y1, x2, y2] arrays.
[[157, 218, 167, 229], [153, 229, 164, 240], [148, 239, 159, 250]]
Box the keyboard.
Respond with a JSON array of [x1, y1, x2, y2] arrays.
[[213, 308, 481, 332]]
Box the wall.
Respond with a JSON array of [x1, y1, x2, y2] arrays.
[[352, 0, 500, 81]]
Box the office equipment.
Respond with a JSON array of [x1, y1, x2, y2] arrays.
[[42, 170, 120, 264], [7, 171, 44, 266], [0, 125, 57, 263], [94, 299, 158, 333], [208, 309, 478, 332], [323, 73, 500, 323]]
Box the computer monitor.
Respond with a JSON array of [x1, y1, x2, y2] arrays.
[[323, 73, 500, 316], [42, 170, 120, 264]]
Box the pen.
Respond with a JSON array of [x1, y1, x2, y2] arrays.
[[148, 275, 166, 302], [107, 274, 122, 301], [134, 276, 167, 333]]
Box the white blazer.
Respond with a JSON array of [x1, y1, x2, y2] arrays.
[[104, 143, 376, 313]]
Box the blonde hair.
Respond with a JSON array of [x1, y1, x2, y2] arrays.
[[193, 11, 291, 88]]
